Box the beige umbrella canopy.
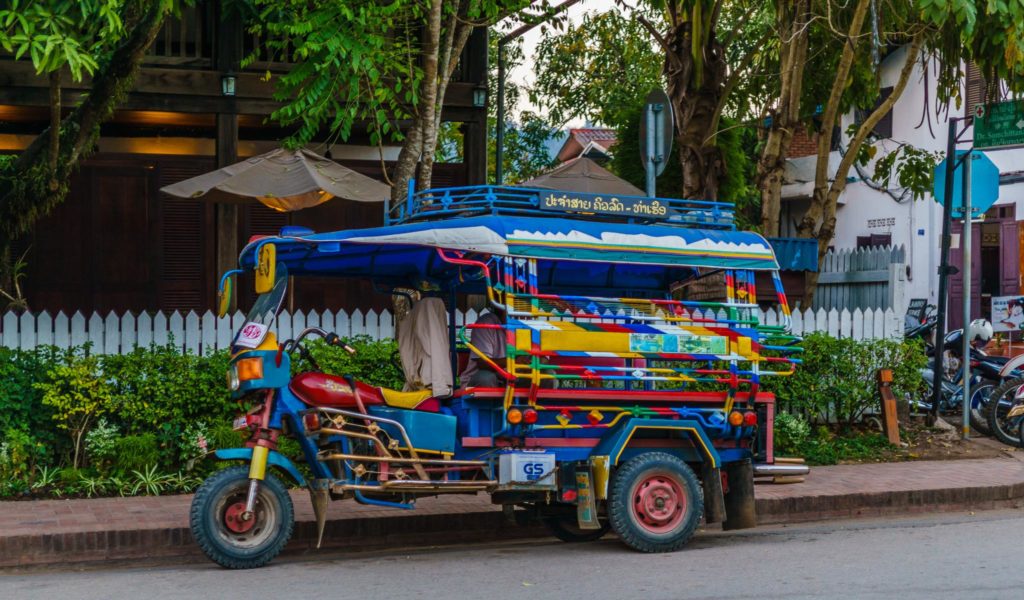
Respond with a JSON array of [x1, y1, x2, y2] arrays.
[[160, 148, 390, 212], [519, 157, 645, 196]]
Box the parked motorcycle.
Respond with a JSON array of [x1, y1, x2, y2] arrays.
[[912, 317, 1003, 435], [984, 354, 1024, 446]]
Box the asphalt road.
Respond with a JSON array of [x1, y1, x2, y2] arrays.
[[2, 510, 1022, 600]]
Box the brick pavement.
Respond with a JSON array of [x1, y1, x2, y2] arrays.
[[3, 456, 1024, 568]]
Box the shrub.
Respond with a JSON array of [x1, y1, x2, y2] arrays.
[[773, 412, 811, 454], [764, 333, 927, 426], [35, 354, 114, 469], [110, 434, 161, 475], [302, 336, 403, 389], [84, 418, 120, 473], [0, 346, 70, 456]]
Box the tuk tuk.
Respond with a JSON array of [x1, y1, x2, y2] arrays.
[[190, 184, 803, 569]]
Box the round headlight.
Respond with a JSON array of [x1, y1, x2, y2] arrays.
[[227, 367, 240, 391]]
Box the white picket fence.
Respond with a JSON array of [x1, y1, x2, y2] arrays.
[[0, 306, 905, 355]]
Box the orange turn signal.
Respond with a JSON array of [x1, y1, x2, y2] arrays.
[[236, 357, 264, 381], [728, 411, 744, 426], [507, 408, 523, 425]]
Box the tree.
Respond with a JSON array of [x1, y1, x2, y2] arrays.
[[787, 0, 1024, 302], [632, 0, 771, 200], [437, 31, 557, 183], [0, 0, 178, 302], [250, 0, 537, 205], [531, 6, 762, 214]]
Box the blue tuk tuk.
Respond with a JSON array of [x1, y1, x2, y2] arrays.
[[190, 185, 803, 568]]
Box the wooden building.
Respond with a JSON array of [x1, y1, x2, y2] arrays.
[[0, 2, 488, 314]]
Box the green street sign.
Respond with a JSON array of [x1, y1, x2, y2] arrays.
[[974, 101, 1024, 150]]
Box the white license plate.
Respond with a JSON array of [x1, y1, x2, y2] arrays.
[[232, 416, 248, 431]]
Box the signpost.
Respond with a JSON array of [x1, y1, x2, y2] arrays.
[[639, 89, 673, 198], [932, 148, 999, 439], [974, 101, 1024, 150]]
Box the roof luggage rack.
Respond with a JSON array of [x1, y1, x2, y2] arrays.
[[387, 183, 736, 230]]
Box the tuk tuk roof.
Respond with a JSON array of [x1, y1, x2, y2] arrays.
[[239, 216, 778, 284]]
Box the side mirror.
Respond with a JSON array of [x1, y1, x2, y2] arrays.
[[217, 270, 241, 318], [255, 243, 276, 294], [217, 277, 233, 318]]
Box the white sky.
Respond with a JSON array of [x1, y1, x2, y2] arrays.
[[503, 0, 619, 127]]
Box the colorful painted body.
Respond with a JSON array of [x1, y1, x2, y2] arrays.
[[192, 185, 801, 567]]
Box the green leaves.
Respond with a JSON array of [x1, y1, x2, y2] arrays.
[[0, 0, 128, 81]]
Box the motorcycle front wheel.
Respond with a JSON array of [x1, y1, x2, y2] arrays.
[[985, 377, 1024, 447], [190, 466, 294, 569], [970, 381, 995, 436]]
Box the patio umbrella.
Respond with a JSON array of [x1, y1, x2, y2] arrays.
[[160, 147, 390, 211], [519, 157, 645, 196]]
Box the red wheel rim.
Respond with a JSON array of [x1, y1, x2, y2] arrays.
[[224, 502, 257, 534], [630, 472, 686, 534]]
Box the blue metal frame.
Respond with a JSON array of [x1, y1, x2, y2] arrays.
[[390, 184, 737, 230]]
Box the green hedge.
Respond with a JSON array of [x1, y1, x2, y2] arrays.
[[0, 337, 401, 498], [0, 332, 924, 497]]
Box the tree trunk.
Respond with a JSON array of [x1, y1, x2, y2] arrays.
[[663, 20, 728, 200], [757, 0, 810, 237], [801, 31, 923, 305]]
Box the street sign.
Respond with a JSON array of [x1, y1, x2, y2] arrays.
[[932, 150, 999, 216], [974, 101, 1024, 150], [639, 88, 674, 178]]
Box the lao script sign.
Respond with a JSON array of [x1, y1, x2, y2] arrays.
[[539, 191, 675, 219], [974, 101, 1024, 150]]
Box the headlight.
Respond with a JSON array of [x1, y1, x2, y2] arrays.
[[227, 367, 240, 391]]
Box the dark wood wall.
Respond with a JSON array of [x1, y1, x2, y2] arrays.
[[17, 154, 468, 315]]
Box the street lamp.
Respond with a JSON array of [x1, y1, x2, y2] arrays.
[[472, 84, 487, 108], [221, 71, 236, 97]]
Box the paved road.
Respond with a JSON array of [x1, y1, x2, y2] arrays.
[[2, 510, 1022, 600]]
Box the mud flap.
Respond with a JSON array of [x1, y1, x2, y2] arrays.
[[308, 479, 331, 548], [575, 467, 601, 530], [722, 459, 757, 530], [702, 463, 726, 524]]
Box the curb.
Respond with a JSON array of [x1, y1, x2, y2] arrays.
[[4, 481, 1024, 569]]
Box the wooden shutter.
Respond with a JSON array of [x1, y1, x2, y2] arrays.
[[157, 158, 215, 311], [965, 62, 987, 117]]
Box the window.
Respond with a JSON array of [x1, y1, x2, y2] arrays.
[[856, 234, 891, 249], [854, 87, 893, 139], [965, 62, 987, 118]]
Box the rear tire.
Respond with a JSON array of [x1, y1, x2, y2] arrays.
[[985, 377, 1024, 446], [190, 466, 294, 569], [543, 517, 610, 543], [608, 452, 702, 553]]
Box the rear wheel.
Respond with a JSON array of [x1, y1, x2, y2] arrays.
[[985, 377, 1024, 446], [542, 517, 610, 543], [190, 466, 294, 569], [608, 452, 702, 553]]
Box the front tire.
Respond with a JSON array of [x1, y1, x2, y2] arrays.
[[190, 466, 294, 569], [970, 381, 995, 436], [608, 452, 702, 553]]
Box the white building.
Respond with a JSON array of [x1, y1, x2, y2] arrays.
[[780, 46, 1024, 329]]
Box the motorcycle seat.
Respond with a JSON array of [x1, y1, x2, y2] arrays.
[[379, 388, 440, 412]]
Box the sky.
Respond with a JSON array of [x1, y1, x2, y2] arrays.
[[503, 0, 619, 127]]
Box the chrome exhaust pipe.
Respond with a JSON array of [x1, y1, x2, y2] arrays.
[[753, 463, 810, 477]]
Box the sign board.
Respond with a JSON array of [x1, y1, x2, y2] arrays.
[[234, 322, 269, 349], [639, 88, 674, 177], [991, 295, 1024, 333], [932, 150, 999, 216], [538, 190, 676, 219], [974, 101, 1024, 150]]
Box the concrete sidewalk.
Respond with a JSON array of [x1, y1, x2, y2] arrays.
[[3, 456, 1024, 569]]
